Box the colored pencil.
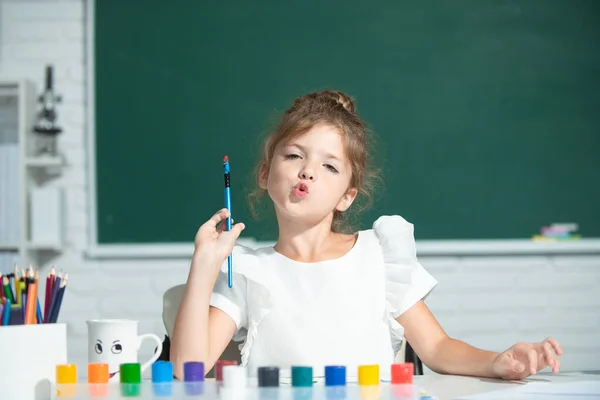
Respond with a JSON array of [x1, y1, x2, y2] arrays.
[[2, 299, 10, 325], [36, 299, 43, 324], [49, 275, 67, 323], [21, 290, 26, 322], [8, 273, 14, 303], [2, 276, 14, 303], [34, 269, 41, 324], [46, 271, 62, 323], [223, 155, 233, 288], [14, 266, 20, 305], [25, 282, 37, 325]]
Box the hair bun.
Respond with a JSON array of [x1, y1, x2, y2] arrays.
[[322, 90, 356, 114]]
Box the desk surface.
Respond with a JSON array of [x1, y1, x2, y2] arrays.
[[415, 371, 600, 400]]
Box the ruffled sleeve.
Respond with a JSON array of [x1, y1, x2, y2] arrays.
[[374, 215, 438, 354], [373, 215, 437, 318], [374, 215, 438, 317]]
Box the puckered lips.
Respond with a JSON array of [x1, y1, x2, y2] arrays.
[[292, 182, 309, 198]]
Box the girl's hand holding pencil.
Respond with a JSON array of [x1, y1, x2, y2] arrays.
[[193, 208, 245, 275], [0, 265, 68, 326]]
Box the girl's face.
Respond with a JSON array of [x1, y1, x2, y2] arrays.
[[260, 124, 357, 226]]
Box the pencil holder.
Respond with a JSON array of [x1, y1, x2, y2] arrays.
[[0, 323, 67, 400]]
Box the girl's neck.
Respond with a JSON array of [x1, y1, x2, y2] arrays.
[[273, 215, 356, 263]]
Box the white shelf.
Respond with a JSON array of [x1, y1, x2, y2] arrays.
[[25, 156, 64, 168], [0, 81, 18, 97], [0, 78, 64, 267], [26, 242, 62, 252]]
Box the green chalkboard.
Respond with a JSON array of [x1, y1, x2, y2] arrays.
[[93, 0, 600, 244]]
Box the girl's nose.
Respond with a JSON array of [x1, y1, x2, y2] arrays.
[[300, 170, 314, 180]]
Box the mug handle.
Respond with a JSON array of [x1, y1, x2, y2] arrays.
[[137, 333, 163, 373]]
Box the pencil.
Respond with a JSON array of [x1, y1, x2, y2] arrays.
[[34, 269, 41, 324], [21, 289, 26, 322], [2, 298, 10, 326], [14, 266, 20, 305], [48, 266, 55, 297], [36, 299, 43, 324], [44, 273, 51, 323], [0, 274, 4, 299], [2, 276, 14, 303], [49, 275, 68, 323], [23, 269, 30, 322], [7, 273, 15, 303], [223, 155, 233, 288], [46, 271, 62, 323], [25, 281, 37, 325]]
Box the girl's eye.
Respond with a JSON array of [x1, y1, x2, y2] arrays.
[[285, 154, 300, 159], [325, 164, 338, 173]]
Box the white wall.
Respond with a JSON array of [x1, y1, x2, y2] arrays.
[[0, 0, 598, 375]]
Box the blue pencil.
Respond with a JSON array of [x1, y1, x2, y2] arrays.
[[223, 155, 232, 288], [2, 299, 11, 326], [49, 283, 66, 323], [36, 298, 43, 324], [21, 292, 26, 322]]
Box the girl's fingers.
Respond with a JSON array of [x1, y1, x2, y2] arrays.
[[545, 337, 563, 356], [220, 222, 246, 240], [553, 358, 561, 374], [217, 218, 234, 233], [205, 208, 230, 228], [542, 342, 555, 370], [525, 347, 537, 375]]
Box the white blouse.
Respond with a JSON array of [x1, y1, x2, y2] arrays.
[[209, 215, 438, 381]]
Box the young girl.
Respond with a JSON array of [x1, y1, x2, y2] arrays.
[[170, 90, 562, 381]]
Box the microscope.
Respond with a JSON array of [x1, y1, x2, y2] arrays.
[[33, 65, 62, 156]]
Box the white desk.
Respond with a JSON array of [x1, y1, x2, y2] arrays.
[[414, 371, 600, 400]]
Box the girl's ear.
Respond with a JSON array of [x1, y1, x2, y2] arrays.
[[336, 187, 358, 212], [259, 162, 268, 189]]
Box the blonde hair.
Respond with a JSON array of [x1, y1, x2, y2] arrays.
[[248, 89, 380, 233]]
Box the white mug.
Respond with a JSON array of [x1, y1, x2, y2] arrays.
[[86, 319, 163, 380]]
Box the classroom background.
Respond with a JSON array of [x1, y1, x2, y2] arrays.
[[0, 0, 599, 376]]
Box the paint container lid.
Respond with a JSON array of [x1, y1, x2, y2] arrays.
[[258, 366, 279, 387], [56, 364, 77, 384], [120, 363, 141, 383], [222, 365, 247, 388], [358, 365, 379, 386], [184, 361, 205, 382], [291, 366, 313, 387], [152, 361, 174, 383], [325, 366, 346, 386], [88, 363, 109, 383]]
